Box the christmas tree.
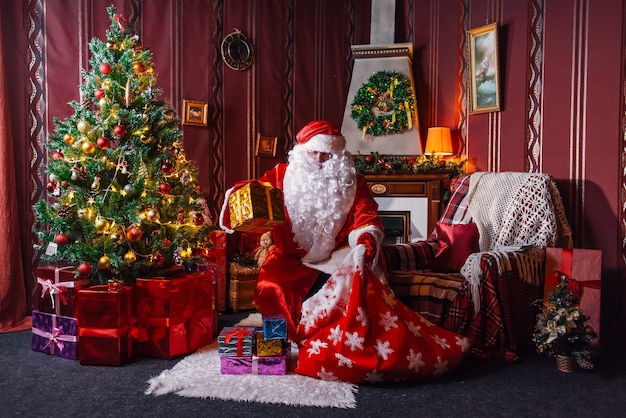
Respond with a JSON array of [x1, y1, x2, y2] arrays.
[[34, 6, 214, 285]]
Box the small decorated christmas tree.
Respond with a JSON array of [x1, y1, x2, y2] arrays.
[[34, 6, 213, 284]]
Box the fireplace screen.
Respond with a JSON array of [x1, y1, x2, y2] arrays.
[[379, 211, 410, 244]]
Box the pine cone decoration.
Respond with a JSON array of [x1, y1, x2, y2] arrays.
[[75, 166, 88, 181], [58, 204, 74, 218], [81, 95, 93, 110]]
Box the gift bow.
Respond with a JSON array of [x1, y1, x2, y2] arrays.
[[32, 323, 77, 355], [548, 271, 601, 299], [37, 277, 67, 309], [224, 327, 253, 357]]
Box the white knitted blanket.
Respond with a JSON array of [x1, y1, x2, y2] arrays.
[[459, 172, 573, 311]]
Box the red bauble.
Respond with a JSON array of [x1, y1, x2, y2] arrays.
[[113, 124, 127, 137], [126, 225, 143, 242], [193, 213, 204, 226], [53, 233, 69, 246], [99, 62, 112, 75], [77, 262, 93, 277], [159, 182, 172, 194], [160, 162, 174, 175], [94, 88, 105, 99], [151, 252, 164, 267], [46, 181, 57, 192], [51, 151, 64, 159], [162, 239, 171, 247], [96, 136, 111, 149]]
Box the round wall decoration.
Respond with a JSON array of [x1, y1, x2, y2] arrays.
[[221, 29, 254, 71], [350, 70, 417, 138]]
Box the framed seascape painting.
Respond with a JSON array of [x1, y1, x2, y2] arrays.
[[468, 22, 500, 114], [182, 100, 208, 126]]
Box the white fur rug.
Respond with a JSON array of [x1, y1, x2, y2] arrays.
[[144, 313, 358, 408]]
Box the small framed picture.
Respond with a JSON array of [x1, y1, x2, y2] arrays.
[[468, 22, 501, 114], [256, 133, 278, 157], [182, 100, 208, 126]]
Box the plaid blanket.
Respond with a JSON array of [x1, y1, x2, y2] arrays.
[[382, 241, 542, 361]]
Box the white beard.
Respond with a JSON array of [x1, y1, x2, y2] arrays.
[[283, 147, 357, 263]]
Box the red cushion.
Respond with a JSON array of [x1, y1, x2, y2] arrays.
[[431, 222, 480, 272]]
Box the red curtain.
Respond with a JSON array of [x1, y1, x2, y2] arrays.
[[0, 7, 28, 333]]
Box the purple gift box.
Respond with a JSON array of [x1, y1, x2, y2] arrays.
[[256, 355, 287, 375], [220, 356, 253, 374], [31, 310, 78, 360], [220, 355, 287, 375]]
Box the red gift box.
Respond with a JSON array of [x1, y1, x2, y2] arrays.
[[36, 266, 90, 317], [77, 285, 133, 366], [134, 271, 216, 359], [545, 248, 602, 347], [205, 229, 227, 311]]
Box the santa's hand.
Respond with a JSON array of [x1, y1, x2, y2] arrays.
[[357, 233, 377, 264]]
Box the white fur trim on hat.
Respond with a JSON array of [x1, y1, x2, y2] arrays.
[[299, 133, 346, 155]]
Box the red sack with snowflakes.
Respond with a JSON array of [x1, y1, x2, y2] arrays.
[[295, 246, 469, 383]]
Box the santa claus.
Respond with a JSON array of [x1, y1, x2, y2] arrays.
[[220, 120, 385, 339], [220, 121, 469, 383]]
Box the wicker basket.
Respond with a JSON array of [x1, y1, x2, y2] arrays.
[[556, 355, 577, 373], [228, 262, 259, 313]]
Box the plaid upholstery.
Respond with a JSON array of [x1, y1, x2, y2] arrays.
[[381, 241, 436, 271], [383, 248, 543, 361], [439, 174, 472, 224]]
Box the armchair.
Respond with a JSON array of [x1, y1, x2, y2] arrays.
[[382, 172, 572, 361]]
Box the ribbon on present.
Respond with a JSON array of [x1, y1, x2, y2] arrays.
[[37, 266, 90, 315], [224, 327, 253, 357], [547, 248, 601, 299], [32, 314, 76, 355]]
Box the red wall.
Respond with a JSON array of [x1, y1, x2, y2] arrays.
[[5, 0, 626, 348]]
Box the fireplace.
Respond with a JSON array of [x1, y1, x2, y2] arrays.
[[379, 211, 410, 244], [374, 197, 429, 242]]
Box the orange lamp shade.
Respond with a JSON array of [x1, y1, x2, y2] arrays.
[[424, 127, 453, 155]]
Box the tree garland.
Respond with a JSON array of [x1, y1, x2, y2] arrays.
[[350, 70, 417, 138]]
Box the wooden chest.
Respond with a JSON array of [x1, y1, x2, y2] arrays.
[[228, 262, 259, 313]]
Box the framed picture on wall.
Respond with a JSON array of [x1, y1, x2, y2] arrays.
[[256, 134, 278, 157], [468, 22, 500, 114], [182, 100, 208, 126]]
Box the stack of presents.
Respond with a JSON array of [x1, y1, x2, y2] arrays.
[[218, 314, 289, 375], [31, 230, 226, 366]]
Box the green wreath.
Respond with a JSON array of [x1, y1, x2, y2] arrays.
[[350, 70, 416, 137]]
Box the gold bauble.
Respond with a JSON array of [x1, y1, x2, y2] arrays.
[[63, 133, 75, 145], [98, 98, 108, 108], [110, 233, 120, 243], [95, 217, 110, 232], [123, 251, 137, 263], [77, 120, 90, 133], [82, 140, 96, 154], [98, 256, 111, 269], [146, 208, 160, 222]]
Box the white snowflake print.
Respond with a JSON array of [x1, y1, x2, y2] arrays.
[[405, 320, 422, 337], [375, 339, 394, 360], [456, 335, 471, 352], [328, 325, 343, 345], [306, 339, 328, 357], [335, 352, 354, 368], [433, 334, 450, 350], [356, 307, 369, 327], [381, 290, 397, 307], [433, 356, 449, 377], [317, 366, 338, 381], [364, 369, 385, 383], [406, 349, 425, 372], [378, 311, 399, 332], [344, 331, 365, 352]]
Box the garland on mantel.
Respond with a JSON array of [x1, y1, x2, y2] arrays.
[[354, 152, 466, 202], [350, 71, 417, 138]]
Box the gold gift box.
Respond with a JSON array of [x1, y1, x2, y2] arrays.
[[255, 331, 284, 357], [229, 182, 285, 232]]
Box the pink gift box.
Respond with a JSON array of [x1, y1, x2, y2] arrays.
[[545, 248, 602, 347]]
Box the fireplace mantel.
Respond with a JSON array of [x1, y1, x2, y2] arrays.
[[364, 172, 450, 241]]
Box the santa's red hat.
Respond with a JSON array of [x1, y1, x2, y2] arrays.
[[296, 120, 346, 155]]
